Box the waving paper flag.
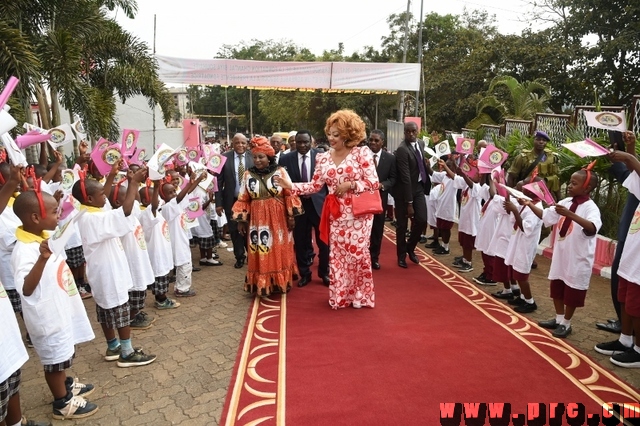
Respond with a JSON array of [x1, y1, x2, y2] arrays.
[[128, 147, 147, 166], [1, 133, 28, 166], [478, 145, 509, 173], [121, 129, 140, 156], [90, 142, 122, 176], [204, 152, 227, 174], [71, 120, 87, 142], [562, 138, 610, 158], [456, 138, 475, 155], [523, 180, 555, 205], [434, 141, 451, 157], [499, 183, 531, 201], [583, 110, 626, 132], [47, 124, 75, 148], [148, 143, 175, 180], [459, 157, 479, 180], [0, 106, 18, 135], [48, 209, 85, 258], [60, 169, 79, 194], [185, 196, 205, 220], [183, 119, 200, 147]]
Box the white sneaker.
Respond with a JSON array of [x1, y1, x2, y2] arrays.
[[52, 395, 98, 420], [68, 378, 95, 397], [352, 301, 362, 309], [217, 241, 228, 248]]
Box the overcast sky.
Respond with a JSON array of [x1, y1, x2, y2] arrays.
[[115, 0, 535, 64]]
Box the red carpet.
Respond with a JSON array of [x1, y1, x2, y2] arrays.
[[221, 228, 640, 425]]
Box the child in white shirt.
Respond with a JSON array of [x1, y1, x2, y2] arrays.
[[139, 181, 180, 310], [452, 161, 486, 272], [526, 167, 601, 338], [73, 165, 157, 367], [596, 151, 640, 367], [109, 179, 156, 329], [160, 172, 206, 297], [190, 185, 222, 266], [12, 190, 97, 419], [427, 157, 465, 255], [503, 181, 544, 314]]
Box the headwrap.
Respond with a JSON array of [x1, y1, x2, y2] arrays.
[[250, 136, 275, 157]]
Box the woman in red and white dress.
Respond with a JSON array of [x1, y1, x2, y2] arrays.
[[277, 110, 380, 309]]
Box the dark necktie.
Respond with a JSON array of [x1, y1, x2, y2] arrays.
[[559, 195, 590, 237], [412, 143, 428, 183], [301, 154, 308, 182], [373, 153, 378, 168], [237, 154, 244, 182]]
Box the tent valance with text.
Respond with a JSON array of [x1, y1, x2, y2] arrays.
[[156, 55, 420, 91]]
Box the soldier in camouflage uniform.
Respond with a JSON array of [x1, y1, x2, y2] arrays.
[[507, 130, 561, 201]]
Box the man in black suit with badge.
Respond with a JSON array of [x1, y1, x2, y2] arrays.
[[392, 121, 429, 268], [368, 130, 396, 270], [279, 130, 330, 287], [215, 133, 254, 269]]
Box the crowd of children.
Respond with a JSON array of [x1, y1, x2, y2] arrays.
[[0, 138, 223, 423]]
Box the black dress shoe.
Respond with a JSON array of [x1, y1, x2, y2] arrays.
[[234, 258, 245, 269], [407, 252, 419, 264], [398, 259, 407, 268], [298, 275, 312, 287], [192, 266, 201, 272], [321, 275, 330, 286], [372, 261, 381, 270], [596, 320, 621, 334]]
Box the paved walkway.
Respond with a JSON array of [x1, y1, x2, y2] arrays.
[[18, 227, 640, 425]]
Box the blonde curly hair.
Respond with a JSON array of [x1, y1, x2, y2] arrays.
[[324, 109, 366, 148]]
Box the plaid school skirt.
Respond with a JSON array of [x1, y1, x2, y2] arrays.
[[96, 302, 130, 329], [6, 289, 21, 314], [196, 235, 215, 250], [64, 245, 86, 269], [152, 274, 170, 296], [128, 290, 147, 312], [0, 369, 21, 422], [43, 353, 75, 373]]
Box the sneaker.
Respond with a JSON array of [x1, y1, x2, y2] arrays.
[[457, 263, 473, 273], [78, 285, 92, 300], [433, 246, 450, 256], [205, 259, 223, 266], [117, 349, 157, 368], [130, 311, 154, 330], [155, 298, 181, 310], [174, 288, 196, 297], [419, 235, 427, 244], [453, 255, 463, 262], [512, 288, 522, 297], [491, 290, 513, 300], [104, 346, 121, 361], [217, 241, 228, 248], [52, 395, 98, 420], [610, 348, 640, 368], [595, 340, 632, 356], [66, 377, 95, 397], [424, 241, 439, 249], [473, 274, 497, 286], [452, 257, 464, 267], [514, 301, 537, 313]]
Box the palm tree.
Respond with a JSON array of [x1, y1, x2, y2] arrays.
[[1, 0, 173, 156], [467, 75, 552, 128]]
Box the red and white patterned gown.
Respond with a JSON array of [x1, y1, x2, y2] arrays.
[[290, 146, 380, 309]]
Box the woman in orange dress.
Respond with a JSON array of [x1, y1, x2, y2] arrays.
[[232, 136, 302, 295]]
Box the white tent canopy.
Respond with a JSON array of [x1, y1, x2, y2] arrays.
[[155, 55, 420, 92]]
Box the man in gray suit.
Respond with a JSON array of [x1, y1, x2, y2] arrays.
[[215, 133, 254, 268], [392, 121, 429, 268], [279, 130, 329, 287], [368, 130, 397, 270]]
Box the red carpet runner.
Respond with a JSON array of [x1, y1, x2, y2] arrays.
[[220, 229, 640, 425]]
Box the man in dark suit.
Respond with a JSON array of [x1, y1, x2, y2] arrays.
[[392, 121, 429, 268], [368, 130, 397, 270], [279, 130, 329, 287], [215, 133, 254, 268]]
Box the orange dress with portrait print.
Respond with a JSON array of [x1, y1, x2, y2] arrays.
[[232, 166, 302, 295]]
